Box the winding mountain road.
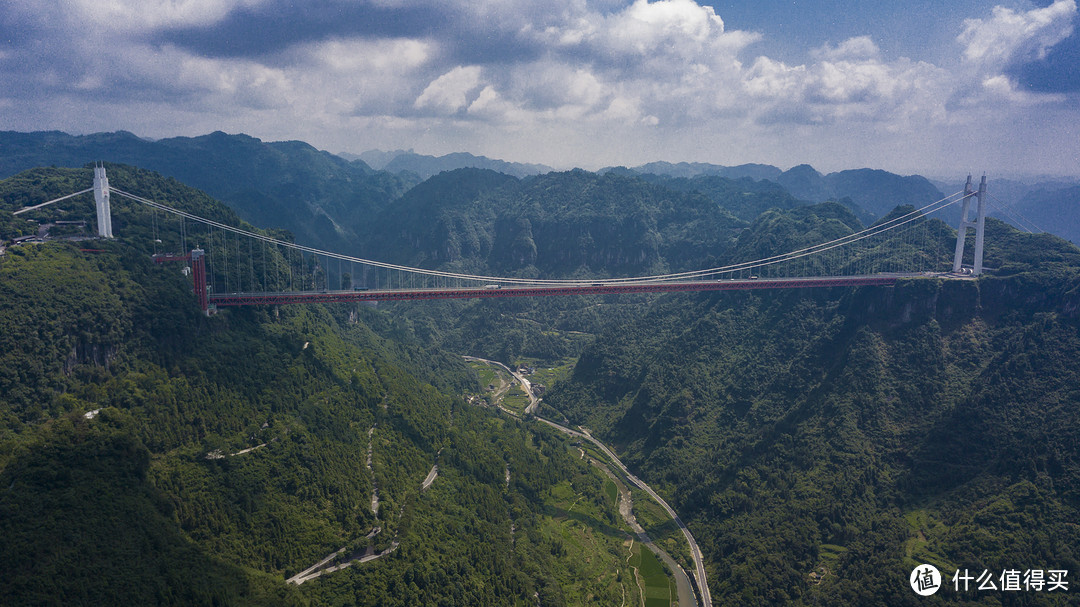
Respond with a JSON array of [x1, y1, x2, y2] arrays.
[[464, 355, 711, 607], [538, 419, 712, 607], [591, 456, 697, 607]]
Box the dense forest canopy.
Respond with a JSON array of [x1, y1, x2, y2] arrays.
[[545, 228, 1080, 604], [0, 167, 651, 606]]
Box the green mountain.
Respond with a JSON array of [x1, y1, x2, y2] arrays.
[[1011, 185, 1080, 244], [774, 164, 831, 203], [616, 161, 945, 225], [354, 168, 767, 364], [609, 160, 946, 220], [0, 130, 412, 255], [364, 168, 747, 279], [0, 130, 961, 259], [360, 174, 960, 366], [379, 150, 554, 179], [629, 173, 803, 222], [775, 166, 947, 221], [0, 166, 645, 606], [544, 213, 1080, 604]]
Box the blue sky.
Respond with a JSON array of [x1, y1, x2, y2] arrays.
[[704, 1, 989, 62], [0, 0, 1077, 177]]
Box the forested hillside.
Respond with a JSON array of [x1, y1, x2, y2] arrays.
[[0, 167, 642, 606], [357, 167, 763, 363], [613, 160, 947, 222], [370, 189, 957, 366], [364, 168, 747, 279], [0, 131, 412, 255], [545, 221, 1080, 605], [628, 173, 802, 223]]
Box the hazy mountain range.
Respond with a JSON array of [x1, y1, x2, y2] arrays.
[[347, 149, 555, 180], [354, 147, 1079, 243], [4, 131, 1079, 247]]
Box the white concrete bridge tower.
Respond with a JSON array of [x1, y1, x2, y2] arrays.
[[93, 164, 113, 238], [952, 175, 987, 275]]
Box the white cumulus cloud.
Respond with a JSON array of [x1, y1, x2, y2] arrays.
[[743, 37, 948, 126], [606, 0, 725, 53], [812, 36, 881, 62], [415, 66, 484, 114], [946, 0, 1076, 116], [958, 0, 1077, 68], [311, 39, 431, 74], [2, 0, 1077, 175]]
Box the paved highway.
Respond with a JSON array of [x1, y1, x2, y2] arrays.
[[537, 418, 712, 607], [466, 355, 711, 607], [591, 457, 697, 607]]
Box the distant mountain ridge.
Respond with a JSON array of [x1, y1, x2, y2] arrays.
[[342, 149, 411, 169], [6, 129, 1079, 248], [354, 149, 555, 179], [612, 161, 784, 181], [361, 168, 747, 278], [613, 160, 947, 221], [805, 167, 946, 220], [0, 130, 411, 254], [1011, 185, 1080, 243]]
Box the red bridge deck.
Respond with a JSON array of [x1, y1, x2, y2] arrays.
[[207, 275, 907, 307]]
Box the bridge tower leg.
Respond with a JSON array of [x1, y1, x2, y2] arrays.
[[93, 164, 113, 238], [972, 175, 987, 275], [951, 175, 987, 275], [191, 248, 210, 313]]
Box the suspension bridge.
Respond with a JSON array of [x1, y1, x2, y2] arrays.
[[11, 166, 992, 313]]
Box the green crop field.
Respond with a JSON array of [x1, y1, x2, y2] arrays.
[[534, 468, 642, 606], [520, 356, 577, 389], [604, 479, 619, 506], [501, 384, 532, 415], [630, 487, 694, 574], [631, 543, 674, 607], [471, 364, 499, 389]]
